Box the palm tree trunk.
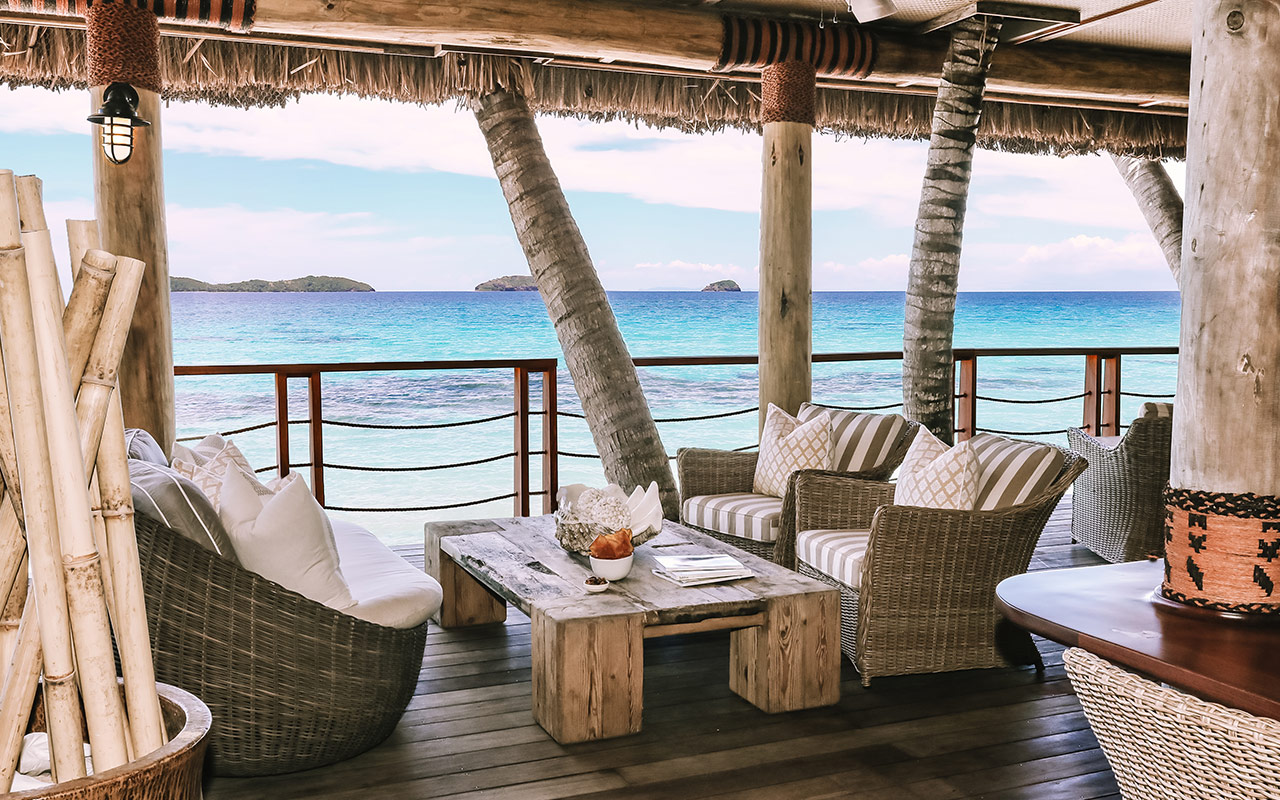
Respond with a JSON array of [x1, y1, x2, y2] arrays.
[[1111, 155, 1183, 287], [902, 17, 1001, 445], [473, 90, 678, 518]]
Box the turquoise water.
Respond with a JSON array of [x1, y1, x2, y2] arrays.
[[172, 291, 1181, 544]]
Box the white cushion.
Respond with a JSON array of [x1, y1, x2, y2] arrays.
[[753, 403, 833, 497], [219, 467, 355, 612], [333, 521, 442, 629], [797, 404, 908, 473], [172, 437, 253, 510], [682, 493, 784, 543], [797, 529, 871, 590], [894, 427, 979, 510]]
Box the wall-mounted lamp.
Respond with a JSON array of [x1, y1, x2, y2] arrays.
[[87, 82, 151, 165]]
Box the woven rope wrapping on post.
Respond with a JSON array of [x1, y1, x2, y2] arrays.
[[86, 1, 161, 91], [762, 60, 816, 124], [716, 15, 875, 79], [9, 0, 255, 32], [1161, 486, 1280, 615]]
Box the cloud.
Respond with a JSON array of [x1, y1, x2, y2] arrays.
[[818, 253, 910, 291], [959, 233, 1176, 291]]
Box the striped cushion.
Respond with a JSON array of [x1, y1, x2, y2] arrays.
[[968, 434, 1066, 511], [796, 529, 871, 590], [798, 403, 907, 473], [682, 493, 784, 543], [1141, 401, 1173, 419]]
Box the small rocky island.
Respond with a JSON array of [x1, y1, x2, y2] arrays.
[[476, 275, 538, 291], [171, 275, 373, 292], [702, 280, 741, 292]]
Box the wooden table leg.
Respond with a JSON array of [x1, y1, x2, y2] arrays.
[[425, 520, 508, 628], [729, 589, 840, 713], [532, 596, 643, 743]]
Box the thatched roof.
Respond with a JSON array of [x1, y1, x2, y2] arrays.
[[0, 22, 1186, 158]]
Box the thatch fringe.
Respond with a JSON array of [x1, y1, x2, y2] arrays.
[[0, 23, 1185, 158]]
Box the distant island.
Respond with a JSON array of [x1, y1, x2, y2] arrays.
[[172, 275, 374, 292], [702, 280, 741, 292], [476, 275, 538, 291]]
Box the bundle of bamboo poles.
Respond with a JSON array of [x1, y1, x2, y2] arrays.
[[0, 168, 165, 791]]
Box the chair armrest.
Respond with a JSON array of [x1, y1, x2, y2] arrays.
[[676, 448, 758, 503], [1067, 427, 1124, 462]]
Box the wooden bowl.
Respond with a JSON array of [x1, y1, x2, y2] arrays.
[[11, 683, 211, 800]]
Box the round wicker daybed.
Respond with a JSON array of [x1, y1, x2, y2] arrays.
[[134, 513, 431, 777]]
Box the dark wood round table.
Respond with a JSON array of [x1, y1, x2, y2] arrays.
[[996, 559, 1280, 719]]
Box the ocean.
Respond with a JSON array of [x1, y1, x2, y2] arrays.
[[172, 290, 1181, 544]]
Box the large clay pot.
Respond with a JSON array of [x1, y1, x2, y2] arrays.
[[10, 683, 211, 800]]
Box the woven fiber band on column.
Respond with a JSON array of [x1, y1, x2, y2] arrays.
[[1162, 486, 1280, 615], [86, 1, 160, 91], [716, 15, 875, 79], [9, 0, 255, 32], [762, 60, 816, 124]]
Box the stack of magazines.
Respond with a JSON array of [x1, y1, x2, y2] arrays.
[[652, 554, 753, 587]]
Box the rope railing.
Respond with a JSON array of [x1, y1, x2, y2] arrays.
[[975, 427, 1072, 436], [557, 407, 758, 423], [1120, 391, 1176, 399], [322, 411, 523, 430], [325, 491, 540, 513], [815, 401, 903, 411], [974, 392, 1088, 405]]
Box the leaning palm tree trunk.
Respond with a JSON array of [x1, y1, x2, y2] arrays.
[[1111, 155, 1183, 287], [472, 90, 678, 517], [902, 17, 1002, 444]]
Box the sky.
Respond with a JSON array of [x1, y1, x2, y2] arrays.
[[0, 85, 1183, 292]]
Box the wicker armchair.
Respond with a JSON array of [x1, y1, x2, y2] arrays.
[[677, 418, 919, 563], [793, 450, 1085, 686], [1064, 647, 1280, 800], [134, 514, 428, 776], [1067, 414, 1173, 563]]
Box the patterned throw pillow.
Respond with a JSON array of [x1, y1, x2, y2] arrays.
[[172, 438, 254, 510], [797, 403, 908, 473], [753, 404, 833, 498], [894, 428, 979, 510]]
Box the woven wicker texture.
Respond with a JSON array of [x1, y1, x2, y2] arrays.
[[1067, 415, 1172, 563], [134, 514, 428, 776], [762, 60, 817, 124], [1162, 486, 1280, 613], [677, 419, 919, 565], [86, 2, 161, 91], [794, 448, 1085, 685], [1063, 647, 1280, 800]]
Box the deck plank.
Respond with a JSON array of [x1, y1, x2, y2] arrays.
[[206, 499, 1118, 799]]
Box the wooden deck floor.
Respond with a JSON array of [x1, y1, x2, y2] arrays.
[[208, 501, 1119, 800]]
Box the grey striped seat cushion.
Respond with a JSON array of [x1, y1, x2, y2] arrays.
[[681, 493, 784, 543], [968, 434, 1066, 511], [1141, 401, 1173, 418], [796, 529, 871, 590], [798, 403, 907, 473]]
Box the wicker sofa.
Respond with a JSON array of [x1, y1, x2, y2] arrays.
[[791, 446, 1086, 685], [1064, 647, 1280, 800], [1067, 402, 1173, 562], [134, 513, 431, 776], [677, 408, 919, 563]]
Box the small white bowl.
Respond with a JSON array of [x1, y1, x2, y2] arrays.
[[589, 554, 634, 581], [584, 577, 610, 593]]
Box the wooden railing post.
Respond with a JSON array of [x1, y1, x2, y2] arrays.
[[1100, 355, 1122, 436], [308, 371, 325, 506], [1083, 353, 1102, 435], [274, 372, 290, 478], [514, 367, 531, 517], [542, 366, 558, 514], [954, 353, 978, 442]]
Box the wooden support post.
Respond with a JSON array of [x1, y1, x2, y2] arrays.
[[954, 354, 978, 441], [1083, 353, 1102, 435], [758, 60, 815, 428], [514, 367, 531, 517], [308, 371, 324, 505], [88, 3, 175, 457], [275, 372, 290, 478], [1100, 355, 1122, 437], [541, 368, 558, 514]]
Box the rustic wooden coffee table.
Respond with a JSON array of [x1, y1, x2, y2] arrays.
[[424, 516, 840, 744]]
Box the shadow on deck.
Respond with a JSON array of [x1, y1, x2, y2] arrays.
[[207, 499, 1119, 800]]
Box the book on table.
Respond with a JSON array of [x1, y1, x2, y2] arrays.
[[652, 553, 753, 587]]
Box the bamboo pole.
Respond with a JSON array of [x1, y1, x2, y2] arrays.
[[63, 256, 117, 395], [0, 600, 42, 793], [98, 394, 165, 753], [0, 245, 86, 781], [67, 220, 102, 281], [20, 201, 131, 772], [0, 557, 27, 671]]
